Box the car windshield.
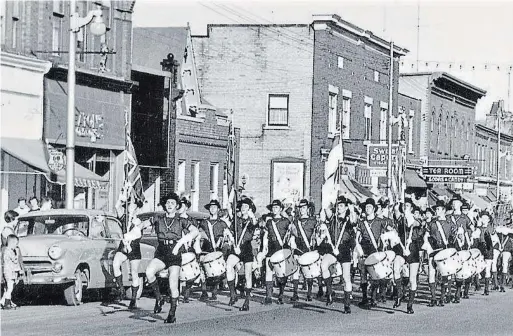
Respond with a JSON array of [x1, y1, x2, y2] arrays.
[[16, 215, 90, 238]]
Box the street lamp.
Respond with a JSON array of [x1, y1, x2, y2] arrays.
[[65, 1, 106, 209]]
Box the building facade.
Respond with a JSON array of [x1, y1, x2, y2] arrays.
[[132, 27, 239, 212], [309, 15, 409, 206], [1, 0, 135, 211], [193, 24, 314, 211]]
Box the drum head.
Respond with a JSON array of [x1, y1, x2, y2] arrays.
[[204, 251, 223, 263], [298, 251, 319, 266], [457, 250, 471, 262], [364, 252, 386, 266], [182, 252, 196, 264], [385, 251, 396, 259], [270, 249, 291, 263], [470, 248, 482, 258], [434, 248, 456, 261]]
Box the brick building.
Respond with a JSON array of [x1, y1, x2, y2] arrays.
[[193, 24, 314, 211], [310, 15, 409, 206], [132, 27, 239, 212], [1, 0, 134, 211]]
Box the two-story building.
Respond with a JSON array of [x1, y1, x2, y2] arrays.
[[132, 26, 240, 211], [192, 15, 411, 211], [1, 1, 133, 212]]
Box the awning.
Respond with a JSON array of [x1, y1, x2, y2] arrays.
[[488, 190, 497, 202], [432, 186, 453, 199], [427, 190, 439, 207], [351, 179, 376, 198], [339, 178, 368, 203], [1, 137, 108, 189], [461, 192, 489, 210], [405, 168, 427, 189]]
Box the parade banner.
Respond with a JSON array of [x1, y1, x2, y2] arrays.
[[271, 161, 304, 204]]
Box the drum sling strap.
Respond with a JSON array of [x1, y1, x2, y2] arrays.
[[271, 219, 284, 247], [297, 219, 311, 251], [207, 220, 218, 251], [435, 221, 449, 248], [335, 219, 348, 249], [364, 220, 379, 252], [237, 220, 250, 248]]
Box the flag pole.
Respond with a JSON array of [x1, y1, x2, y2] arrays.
[[230, 113, 238, 243], [123, 108, 129, 233]]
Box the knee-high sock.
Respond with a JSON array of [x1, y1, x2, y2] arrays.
[[499, 273, 505, 287], [149, 280, 161, 301], [455, 280, 463, 299], [429, 283, 436, 300], [440, 276, 448, 301], [131, 285, 139, 301], [464, 279, 471, 296], [361, 282, 368, 300], [278, 278, 286, 297], [408, 289, 415, 307], [379, 280, 388, 300], [370, 283, 378, 301], [317, 277, 324, 292], [292, 279, 299, 295], [485, 278, 490, 292], [212, 279, 219, 296], [307, 279, 313, 297], [228, 280, 236, 299], [447, 277, 454, 298], [492, 272, 498, 288], [244, 288, 251, 305], [325, 277, 333, 296], [344, 290, 351, 307], [168, 297, 178, 318], [396, 279, 404, 300], [115, 275, 123, 290], [266, 281, 273, 298]]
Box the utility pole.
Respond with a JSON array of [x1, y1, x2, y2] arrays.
[[497, 100, 504, 205], [387, 41, 395, 200]]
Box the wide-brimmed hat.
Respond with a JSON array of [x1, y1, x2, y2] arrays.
[[237, 197, 256, 213], [267, 199, 284, 211], [377, 197, 389, 208], [181, 197, 191, 209], [363, 198, 378, 211], [204, 199, 221, 211], [461, 202, 470, 210], [434, 200, 446, 210], [160, 193, 182, 210], [298, 198, 310, 208], [336, 196, 353, 206]]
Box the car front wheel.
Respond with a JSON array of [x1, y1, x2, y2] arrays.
[[64, 268, 88, 306]]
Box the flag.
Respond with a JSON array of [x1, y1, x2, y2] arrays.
[[119, 135, 145, 204], [223, 117, 236, 210], [322, 134, 343, 210]]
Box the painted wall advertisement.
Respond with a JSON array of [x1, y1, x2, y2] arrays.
[[272, 161, 304, 204]]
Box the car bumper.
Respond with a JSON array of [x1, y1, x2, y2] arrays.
[[24, 273, 76, 285]]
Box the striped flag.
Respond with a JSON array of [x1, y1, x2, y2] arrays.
[[119, 135, 145, 204], [223, 117, 236, 210]]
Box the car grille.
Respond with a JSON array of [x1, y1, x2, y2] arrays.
[[23, 259, 54, 274]]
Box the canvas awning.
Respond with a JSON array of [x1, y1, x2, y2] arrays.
[[405, 168, 427, 189], [461, 192, 490, 210], [1, 137, 108, 189]]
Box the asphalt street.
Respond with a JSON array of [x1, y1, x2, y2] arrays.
[[2, 279, 513, 336]]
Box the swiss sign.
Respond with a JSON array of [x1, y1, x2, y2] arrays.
[[425, 176, 469, 183], [422, 166, 473, 176], [367, 144, 399, 168]]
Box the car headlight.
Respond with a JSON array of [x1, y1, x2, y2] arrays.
[[52, 262, 63, 273], [48, 245, 64, 260]]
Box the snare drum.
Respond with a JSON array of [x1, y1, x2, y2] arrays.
[[270, 249, 298, 278], [470, 248, 486, 274], [385, 251, 396, 279], [202, 251, 227, 279], [455, 250, 474, 280], [180, 252, 201, 282], [298, 251, 321, 279], [227, 254, 244, 274], [364, 252, 392, 280], [329, 262, 343, 278], [433, 248, 459, 276]]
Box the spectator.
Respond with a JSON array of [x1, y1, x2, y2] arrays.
[[40, 197, 53, 211], [13, 198, 29, 216], [1, 211, 19, 246], [28, 197, 40, 212], [1, 234, 24, 309]]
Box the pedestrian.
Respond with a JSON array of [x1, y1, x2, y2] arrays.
[[13, 198, 29, 216], [1, 234, 24, 309], [40, 197, 53, 211], [28, 197, 39, 212], [1, 211, 19, 246]]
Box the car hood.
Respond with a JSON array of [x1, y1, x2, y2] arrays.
[[18, 235, 86, 257]]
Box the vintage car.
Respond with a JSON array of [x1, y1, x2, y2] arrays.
[[15, 209, 155, 305]]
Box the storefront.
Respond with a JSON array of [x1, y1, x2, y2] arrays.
[[43, 68, 132, 211]]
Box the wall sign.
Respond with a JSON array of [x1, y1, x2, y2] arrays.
[[48, 149, 65, 173], [75, 112, 104, 142], [367, 144, 400, 168], [271, 160, 305, 204]]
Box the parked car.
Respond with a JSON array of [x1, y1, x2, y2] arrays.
[[15, 209, 155, 305]]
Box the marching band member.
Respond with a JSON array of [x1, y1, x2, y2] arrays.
[[496, 226, 513, 292], [262, 200, 295, 305], [391, 199, 422, 314], [225, 198, 259, 311], [179, 197, 200, 304], [145, 193, 199, 323], [475, 212, 495, 296], [290, 199, 318, 302], [317, 196, 357, 312], [197, 199, 232, 301], [448, 199, 472, 303], [113, 196, 145, 309], [356, 198, 387, 307], [424, 200, 457, 307]]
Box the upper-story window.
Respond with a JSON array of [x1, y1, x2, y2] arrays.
[[95, 1, 112, 31], [379, 102, 388, 142], [210, 163, 219, 200], [364, 97, 373, 141], [76, 1, 88, 62], [408, 110, 415, 153], [268, 94, 289, 126], [337, 56, 344, 69], [328, 91, 338, 134], [373, 70, 380, 82], [10, 1, 20, 49], [52, 1, 64, 56], [341, 90, 352, 139]]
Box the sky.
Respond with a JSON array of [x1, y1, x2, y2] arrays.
[[133, 0, 513, 120]]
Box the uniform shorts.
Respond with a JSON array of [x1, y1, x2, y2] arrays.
[[154, 243, 182, 268], [117, 240, 142, 261]]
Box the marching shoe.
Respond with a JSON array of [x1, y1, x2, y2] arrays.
[[406, 305, 414, 314], [306, 295, 313, 302], [500, 286, 505, 293], [393, 298, 402, 308], [263, 297, 273, 305], [128, 300, 137, 310], [438, 300, 445, 307], [462, 294, 469, 299], [368, 299, 377, 307], [164, 315, 176, 324], [428, 299, 437, 307], [210, 293, 218, 301], [154, 298, 165, 314], [343, 305, 351, 314], [199, 291, 209, 302], [326, 293, 334, 306], [290, 294, 299, 302], [182, 297, 190, 304], [316, 288, 324, 299], [239, 303, 249, 311], [452, 298, 460, 304], [228, 296, 238, 306], [277, 296, 284, 305]]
